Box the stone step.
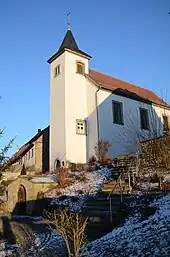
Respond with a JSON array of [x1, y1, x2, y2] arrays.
[[102, 188, 129, 192], [85, 197, 122, 203], [84, 201, 122, 207], [82, 210, 117, 217], [98, 192, 130, 197], [83, 205, 121, 212], [103, 180, 128, 184], [102, 186, 129, 191], [84, 200, 123, 206]]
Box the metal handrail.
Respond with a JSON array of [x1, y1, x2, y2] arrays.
[[107, 173, 123, 223], [107, 173, 121, 200]]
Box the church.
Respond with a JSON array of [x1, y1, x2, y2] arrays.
[[11, 26, 170, 173]]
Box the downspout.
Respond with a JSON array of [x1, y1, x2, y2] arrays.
[[95, 85, 101, 143]]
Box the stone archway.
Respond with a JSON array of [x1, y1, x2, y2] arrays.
[[17, 185, 27, 214]]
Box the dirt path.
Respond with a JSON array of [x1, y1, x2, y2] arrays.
[[0, 216, 66, 257]]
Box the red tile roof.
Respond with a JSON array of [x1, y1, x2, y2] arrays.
[[11, 144, 33, 163], [89, 69, 167, 106], [10, 127, 49, 163]]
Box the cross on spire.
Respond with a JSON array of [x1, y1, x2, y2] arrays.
[[67, 11, 71, 30]]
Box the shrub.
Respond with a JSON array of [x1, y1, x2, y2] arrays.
[[141, 135, 170, 189], [102, 157, 113, 168], [69, 162, 77, 172], [54, 167, 69, 187], [45, 208, 88, 257], [75, 163, 85, 172], [88, 155, 96, 166], [94, 140, 111, 164]]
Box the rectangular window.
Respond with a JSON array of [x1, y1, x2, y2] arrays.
[[28, 151, 30, 160], [163, 115, 169, 132], [19, 158, 22, 165], [76, 119, 87, 135], [76, 62, 85, 74], [140, 108, 149, 130], [54, 65, 60, 77], [112, 101, 124, 125], [31, 148, 34, 158]]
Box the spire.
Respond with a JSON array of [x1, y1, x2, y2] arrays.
[[47, 20, 91, 63], [59, 30, 79, 52]]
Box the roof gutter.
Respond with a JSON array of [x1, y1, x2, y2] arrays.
[[95, 85, 102, 144], [85, 74, 102, 144]]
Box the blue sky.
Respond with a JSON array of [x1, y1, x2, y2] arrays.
[[0, 0, 170, 156]]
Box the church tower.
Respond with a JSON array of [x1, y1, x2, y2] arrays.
[[48, 24, 91, 170]]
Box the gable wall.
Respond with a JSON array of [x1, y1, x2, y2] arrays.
[[96, 89, 170, 158]]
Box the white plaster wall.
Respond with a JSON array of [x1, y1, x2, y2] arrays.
[[64, 51, 89, 163], [97, 89, 170, 158], [153, 104, 170, 127], [86, 80, 98, 159], [50, 54, 66, 170]]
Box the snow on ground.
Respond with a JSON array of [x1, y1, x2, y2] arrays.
[[50, 195, 87, 212], [163, 174, 170, 183], [31, 175, 57, 183], [33, 230, 65, 257], [0, 242, 18, 257], [11, 215, 43, 221], [17, 230, 65, 257], [47, 167, 112, 212], [48, 167, 111, 197], [137, 181, 159, 192], [80, 193, 170, 257]]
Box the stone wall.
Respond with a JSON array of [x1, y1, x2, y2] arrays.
[[7, 177, 56, 215]]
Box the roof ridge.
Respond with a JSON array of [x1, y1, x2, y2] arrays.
[[89, 69, 151, 93], [88, 69, 167, 106]]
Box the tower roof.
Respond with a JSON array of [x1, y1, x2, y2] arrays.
[[47, 30, 91, 63], [59, 30, 79, 51]]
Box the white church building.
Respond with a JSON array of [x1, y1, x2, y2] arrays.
[[48, 27, 170, 170], [10, 27, 170, 173]]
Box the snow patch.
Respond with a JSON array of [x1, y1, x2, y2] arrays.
[[31, 175, 57, 183], [80, 193, 170, 257], [47, 168, 112, 212]]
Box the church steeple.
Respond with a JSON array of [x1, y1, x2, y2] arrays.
[[59, 30, 79, 52], [47, 29, 91, 63]]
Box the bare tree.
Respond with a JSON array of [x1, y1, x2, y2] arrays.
[[141, 136, 170, 188], [94, 140, 111, 163], [45, 208, 88, 257], [0, 128, 14, 172], [116, 106, 163, 155]]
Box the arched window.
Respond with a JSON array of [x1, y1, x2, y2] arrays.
[[54, 159, 61, 169], [18, 185, 26, 203]]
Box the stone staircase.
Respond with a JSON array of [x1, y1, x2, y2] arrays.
[[82, 192, 130, 241], [102, 178, 130, 194]]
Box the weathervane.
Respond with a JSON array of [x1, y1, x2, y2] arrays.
[[67, 11, 71, 30]]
